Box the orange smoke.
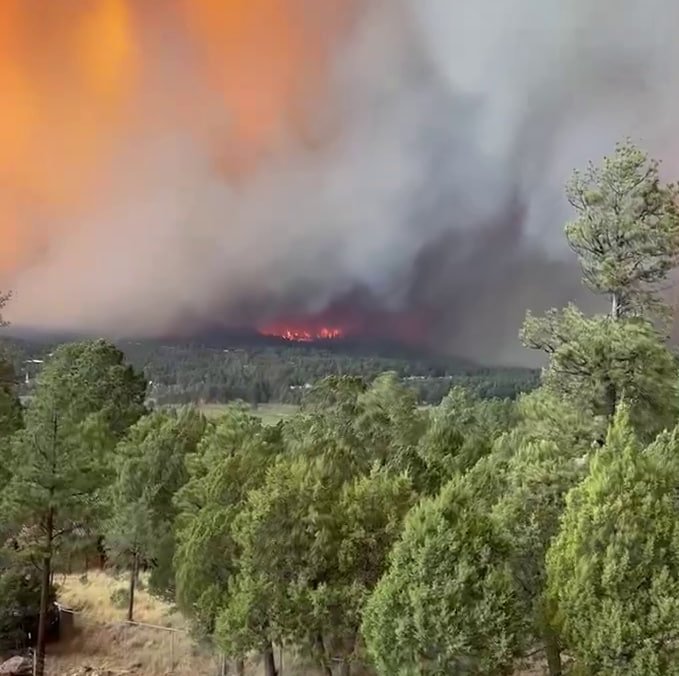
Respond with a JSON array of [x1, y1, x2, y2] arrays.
[[0, 0, 360, 271], [180, 0, 357, 173], [0, 0, 138, 270]]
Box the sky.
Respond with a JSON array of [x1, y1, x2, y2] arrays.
[[2, 0, 679, 364]]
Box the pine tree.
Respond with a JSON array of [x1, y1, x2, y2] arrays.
[[565, 139, 679, 321], [547, 407, 679, 674], [2, 340, 145, 676]]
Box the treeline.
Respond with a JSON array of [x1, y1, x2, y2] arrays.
[[132, 343, 537, 405], [10, 336, 539, 406], [3, 139, 679, 676]]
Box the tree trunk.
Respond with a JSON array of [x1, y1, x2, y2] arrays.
[[314, 634, 332, 676], [235, 659, 245, 676], [604, 379, 618, 420], [339, 634, 356, 676], [544, 627, 563, 676], [35, 507, 54, 676], [611, 292, 619, 320], [263, 642, 277, 676], [127, 552, 138, 622]]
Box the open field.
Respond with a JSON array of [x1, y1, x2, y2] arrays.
[[198, 402, 299, 425]]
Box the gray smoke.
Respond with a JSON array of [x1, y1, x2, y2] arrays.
[[6, 0, 679, 365]]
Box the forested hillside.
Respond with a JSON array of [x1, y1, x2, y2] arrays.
[[3, 140, 679, 676], [6, 336, 538, 406]]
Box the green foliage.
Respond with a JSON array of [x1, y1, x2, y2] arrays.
[[211, 377, 421, 667], [522, 305, 679, 438], [0, 338, 146, 670], [362, 476, 528, 676], [219, 457, 414, 666], [106, 406, 206, 599], [109, 586, 131, 610], [417, 386, 516, 492], [547, 407, 679, 674], [509, 387, 605, 453], [286, 373, 427, 486], [3, 341, 147, 557], [522, 141, 679, 447], [174, 404, 282, 638], [493, 435, 586, 664], [0, 552, 55, 653], [0, 355, 23, 495], [36, 339, 147, 440], [565, 139, 679, 320]]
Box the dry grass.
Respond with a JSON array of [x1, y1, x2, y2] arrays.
[[56, 571, 184, 628], [45, 572, 549, 675], [46, 571, 218, 675], [47, 572, 321, 675]]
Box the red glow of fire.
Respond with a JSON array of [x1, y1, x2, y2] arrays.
[[260, 325, 344, 342]]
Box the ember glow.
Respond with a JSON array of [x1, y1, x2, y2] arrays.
[[256, 301, 430, 346], [260, 325, 345, 342]]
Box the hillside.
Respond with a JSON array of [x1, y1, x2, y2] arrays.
[[3, 333, 538, 406]]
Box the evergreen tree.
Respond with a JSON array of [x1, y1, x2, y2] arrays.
[[521, 305, 679, 437], [565, 139, 679, 320], [106, 407, 206, 618], [547, 407, 679, 674], [220, 458, 413, 676], [522, 141, 679, 436], [2, 340, 145, 676], [362, 476, 528, 676], [174, 404, 282, 674]]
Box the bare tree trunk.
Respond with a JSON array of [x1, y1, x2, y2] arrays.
[[544, 627, 563, 676], [127, 552, 138, 622], [263, 642, 278, 676], [35, 507, 54, 676], [604, 379, 618, 420], [339, 634, 356, 676], [314, 634, 332, 676], [235, 659, 245, 676]]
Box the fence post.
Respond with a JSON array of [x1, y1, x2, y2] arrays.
[[169, 631, 175, 673]]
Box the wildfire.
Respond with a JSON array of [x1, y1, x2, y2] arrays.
[[260, 325, 344, 342]]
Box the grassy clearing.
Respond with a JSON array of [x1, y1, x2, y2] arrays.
[[56, 571, 183, 627], [47, 571, 218, 675], [199, 402, 299, 425], [47, 572, 324, 675]]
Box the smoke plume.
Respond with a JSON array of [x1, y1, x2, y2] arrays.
[[3, 0, 679, 364]]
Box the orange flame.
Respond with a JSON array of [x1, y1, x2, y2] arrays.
[[260, 324, 345, 342]]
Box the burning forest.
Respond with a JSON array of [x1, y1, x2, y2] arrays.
[[260, 326, 344, 343], [2, 1, 679, 364]]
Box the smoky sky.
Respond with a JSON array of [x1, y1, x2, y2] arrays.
[[4, 0, 679, 365]]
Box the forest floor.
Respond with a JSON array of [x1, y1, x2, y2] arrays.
[[46, 571, 219, 675], [44, 569, 548, 675], [46, 571, 327, 675]]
